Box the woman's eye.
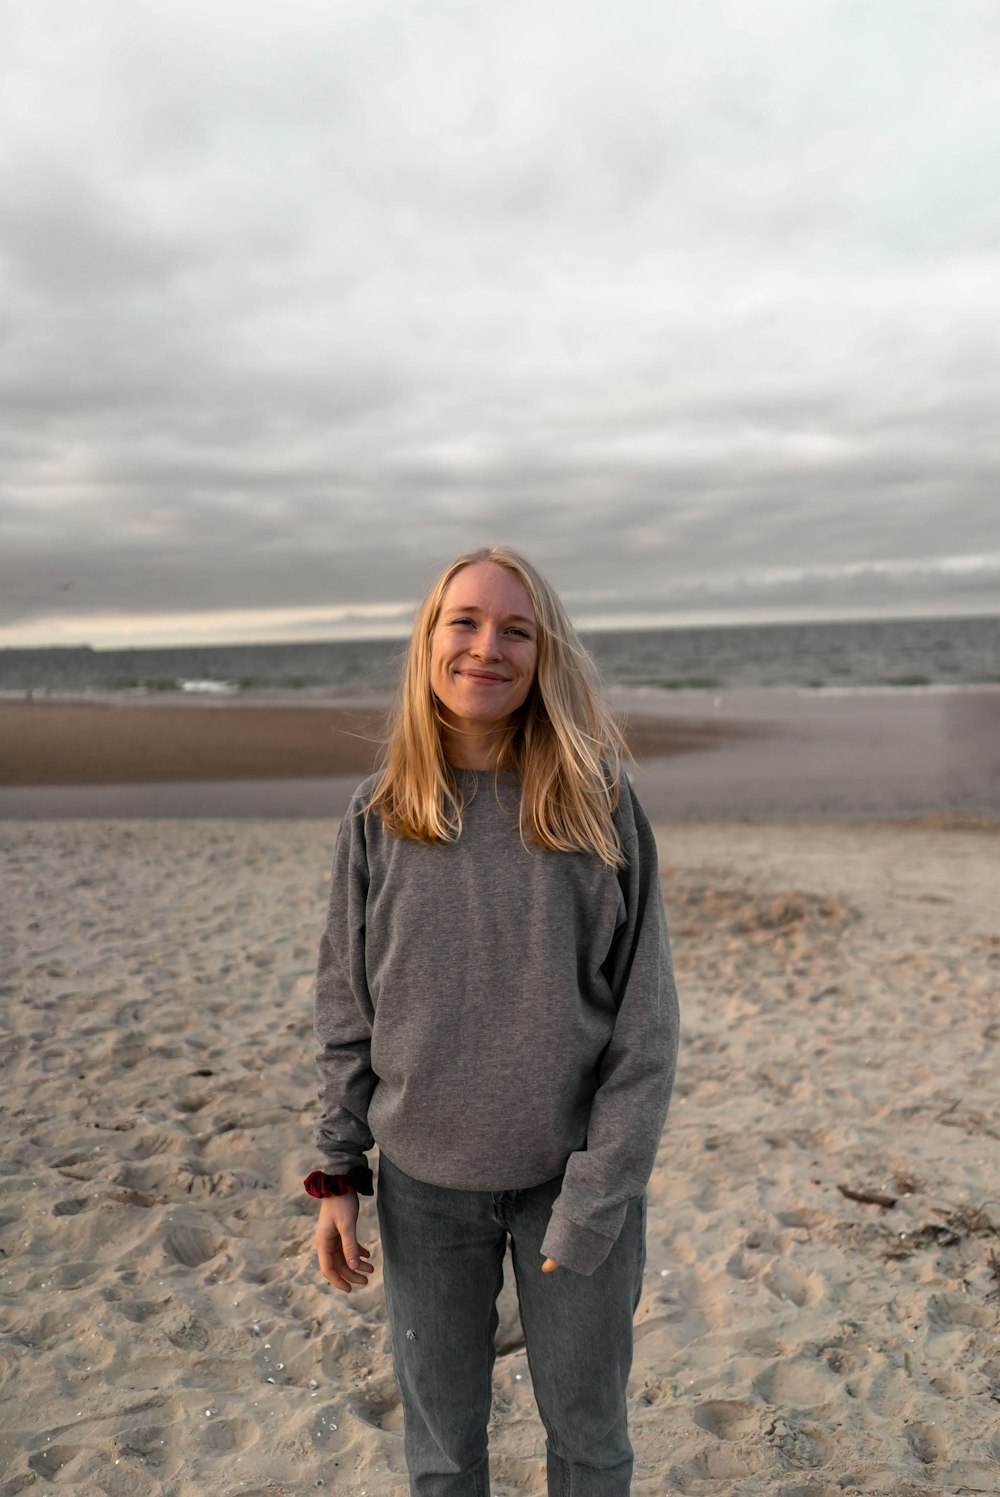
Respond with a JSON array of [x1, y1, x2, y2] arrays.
[[508, 628, 530, 639]]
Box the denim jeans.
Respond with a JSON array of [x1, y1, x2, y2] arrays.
[[375, 1149, 647, 1497]]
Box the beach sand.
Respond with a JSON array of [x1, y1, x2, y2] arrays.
[[2, 814, 998, 1496]]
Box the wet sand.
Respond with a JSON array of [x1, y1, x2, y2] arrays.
[[0, 688, 996, 821], [0, 697, 762, 820]]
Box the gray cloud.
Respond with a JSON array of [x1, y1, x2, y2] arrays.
[[1, 0, 998, 643]]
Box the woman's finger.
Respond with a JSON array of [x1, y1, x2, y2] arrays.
[[317, 1229, 375, 1292], [341, 1235, 372, 1266], [315, 1230, 347, 1290]]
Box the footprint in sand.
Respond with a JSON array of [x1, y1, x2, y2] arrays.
[[52, 1196, 89, 1216], [753, 1357, 838, 1410], [822, 1345, 863, 1376], [348, 1372, 404, 1434], [162, 1222, 226, 1268], [904, 1421, 949, 1463], [29, 1440, 160, 1493], [687, 1441, 772, 1479], [111, 1295, 173, 1325], [28, 1444, 88, 1481], [107, 1184, 160, 1208], [201, 1416, 260, 1455], [164, 1317, 211, 1351], [113, 1423, 178, 1472], [859, 1364, 915, 1419], [693, 1399, 761, 1440], [927, 1292, 995, 1331], [725, 1247, 759, 1281], [52, 1260, 102, 1289], [741, 1328, 789, 1359], [765, 1418, 836, 1469], [114, 1160, 181, 1195], [928, 1367, 967, 1397], [10, 1306, 91, 1349], [174, 1092, 214, 1114], [128, 1128, 186, 1160], [762, 1259, 824, 1308]]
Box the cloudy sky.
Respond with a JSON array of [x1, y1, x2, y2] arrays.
[[2, 0, 998, 647]]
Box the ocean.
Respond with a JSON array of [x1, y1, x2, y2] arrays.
[[1, 613, 997, 702]]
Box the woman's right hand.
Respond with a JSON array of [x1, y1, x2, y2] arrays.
[[315, 1194, 375, 1294]]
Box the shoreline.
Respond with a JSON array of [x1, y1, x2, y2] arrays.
[[0, 700, 762, 786], [0, 688, 997, 821]]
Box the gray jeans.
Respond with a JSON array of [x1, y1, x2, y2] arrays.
[[375, 1149, 647, 1497]]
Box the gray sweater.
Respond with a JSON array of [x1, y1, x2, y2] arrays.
[[312, 766, 680, 1275]]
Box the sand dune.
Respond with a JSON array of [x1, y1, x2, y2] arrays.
[[1, 817, 998, 1496]]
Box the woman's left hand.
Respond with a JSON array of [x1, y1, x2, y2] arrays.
[[541, 1257, 560, 1272]]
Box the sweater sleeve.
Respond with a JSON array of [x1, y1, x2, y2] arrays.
[[313, 794, 378, 1177], [539, 778, 680, 1275]]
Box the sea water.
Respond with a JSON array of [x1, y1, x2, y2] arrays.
[[1, 613, 997, 702]]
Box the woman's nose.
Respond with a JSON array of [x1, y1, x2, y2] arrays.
[[471, 625, 503, 659]]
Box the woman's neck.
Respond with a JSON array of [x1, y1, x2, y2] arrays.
[[440, 724, 507, 771]]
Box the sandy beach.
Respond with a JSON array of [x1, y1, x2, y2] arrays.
[[2, 811, 998, 1496]]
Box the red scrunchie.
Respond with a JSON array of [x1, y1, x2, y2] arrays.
[[303, 1166, 374, 1198]]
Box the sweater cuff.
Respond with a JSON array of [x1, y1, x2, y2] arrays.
[[540, 1209, 618, 1276]]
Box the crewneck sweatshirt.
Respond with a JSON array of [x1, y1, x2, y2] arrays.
[[312, 767, 680, 1276]]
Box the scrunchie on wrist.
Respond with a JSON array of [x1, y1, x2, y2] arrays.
[[303, 1166, 374, 1198]]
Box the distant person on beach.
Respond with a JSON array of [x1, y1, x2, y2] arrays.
[[306, 544, 680, 1496]]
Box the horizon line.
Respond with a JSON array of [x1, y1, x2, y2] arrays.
[[2, 602, 998, 652]]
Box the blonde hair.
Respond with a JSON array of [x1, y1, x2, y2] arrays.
[[364, 545, 630, 868]]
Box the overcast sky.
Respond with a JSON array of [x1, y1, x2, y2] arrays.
[[2, 0, 998, 647]]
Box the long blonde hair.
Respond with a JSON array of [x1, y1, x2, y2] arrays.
[[364, 546, 630, 868]]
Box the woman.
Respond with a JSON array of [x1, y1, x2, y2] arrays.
[[306, 545, 680, 1497]]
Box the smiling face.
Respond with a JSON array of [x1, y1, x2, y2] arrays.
[[430, 561, 539, 759]]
